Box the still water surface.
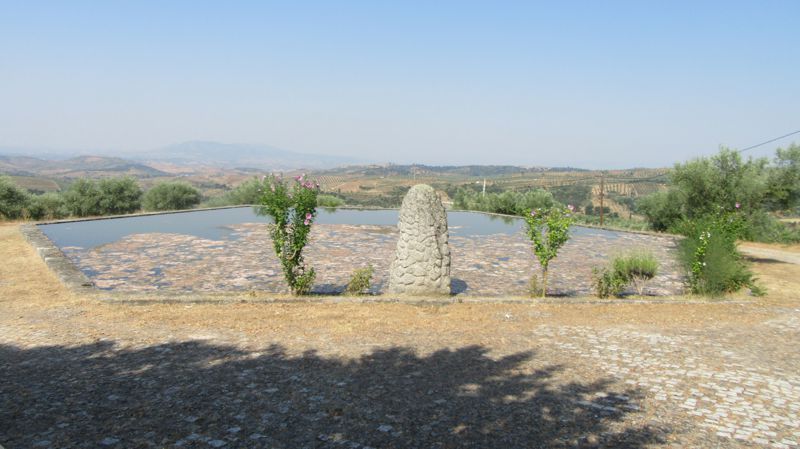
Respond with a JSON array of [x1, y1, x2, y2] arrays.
[[39, 207, 620, 249]]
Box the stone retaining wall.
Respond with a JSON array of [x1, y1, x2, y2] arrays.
[[19, 224, 96, 292]]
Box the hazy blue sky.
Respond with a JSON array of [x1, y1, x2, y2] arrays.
[[1, 1, 798, 168]]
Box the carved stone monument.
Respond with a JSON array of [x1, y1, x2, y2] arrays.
[[387, 184, 451, 295]]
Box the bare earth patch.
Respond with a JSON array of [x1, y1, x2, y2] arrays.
[[2, 223, 799, 448]]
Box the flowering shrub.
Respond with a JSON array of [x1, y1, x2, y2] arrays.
[[259, 174, 320, 295], [524, 205, 574, 297]]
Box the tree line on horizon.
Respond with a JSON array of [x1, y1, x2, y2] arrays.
[[2, 143, 799, 243], [0, 177, 202, 220]]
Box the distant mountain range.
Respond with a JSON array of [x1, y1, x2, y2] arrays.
[[129, 141, 363, 170], [1, 141, 364, 171], [0, 154, 167, 178]]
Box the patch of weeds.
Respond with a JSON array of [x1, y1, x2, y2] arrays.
[[612, 250, 658, 296], [593, 250, 660, 298], [592, 267, 627, 298], [528, 273, 542, 298], [346, 265, 374, 295]]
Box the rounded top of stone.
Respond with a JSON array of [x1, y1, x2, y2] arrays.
[[408, 183, 435, 192], [403, 184, 437, 203]]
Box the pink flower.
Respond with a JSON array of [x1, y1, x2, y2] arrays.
[[303, 219, 310, 225], [305, 212, 312, 219], [567, 204, 575, 212], [735, 202, 741, 209], [294, 175, 302, 181]]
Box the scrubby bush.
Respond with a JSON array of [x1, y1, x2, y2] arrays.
[[346, 265, 374, 295], [317, 194, 345, 208], [0, 176, 31, 219], [528, 273, 542, 297], [97, 177, 142, 215], [260, 174, 319, 295], [226, 178, 263, 205], [524, 205, 574, 297], [63, 179, 102, 217], [27, 192, 68, 220], [592, 267, 627, 298], [636, 190, 685, 232], [766, 143, 800, 212], [63, 177, 142, 217], [204, 177, 272, 208], [143, 182, 201, 211], [676, 213, 760, 296], [454, 188, 556, 216], [637, 146, 800, 242]]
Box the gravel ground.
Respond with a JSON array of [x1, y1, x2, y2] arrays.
[[2, 224, 799, 448]]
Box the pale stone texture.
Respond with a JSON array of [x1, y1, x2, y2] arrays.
[[387, 184, 451, 295]]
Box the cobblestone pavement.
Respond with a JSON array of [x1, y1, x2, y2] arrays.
[[62, 223, 685, 296], [3, 224, 799, 448]]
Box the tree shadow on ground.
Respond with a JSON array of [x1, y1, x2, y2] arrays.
[[0, 342, 666, 448]]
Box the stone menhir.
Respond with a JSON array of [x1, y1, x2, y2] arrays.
[[387, 184, 451, 295]]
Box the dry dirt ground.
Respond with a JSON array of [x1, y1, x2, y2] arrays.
[[1, 223, 799, 449]]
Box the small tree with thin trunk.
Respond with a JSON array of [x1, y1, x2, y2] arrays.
[[524, 205, 574, 297]]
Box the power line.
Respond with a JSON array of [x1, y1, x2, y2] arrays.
[[737, 129, 800, 153], [479, 129, 800, 190]]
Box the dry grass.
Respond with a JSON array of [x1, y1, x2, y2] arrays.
[[0, 223, 77, 309], [740, 240, 800, 254]]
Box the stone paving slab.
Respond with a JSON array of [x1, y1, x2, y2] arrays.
[[60, 223, 685, 297]]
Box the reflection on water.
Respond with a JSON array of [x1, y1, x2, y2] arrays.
[[39, 206, 623, 250]]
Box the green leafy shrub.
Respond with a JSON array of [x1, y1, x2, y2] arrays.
[[524, 205, 574, 297], [592, 267, 627, 298], [63, 179, 102, 217], [97, 177, 143, 215], [27, 192, 68, 220], [0, 176, 31, 219], [225, 178, 263, 205], [203, 177, 264, 207], [637, 147, 800, 242], [260, 174, 319, 295], [677, 214, 759, 296], [636, 190, 685, 232], [346, 265, 374, 295], [454, 188, 556, 216], [317, 194, 344, 208], [63, 177, 142, 217], [766, 143, 800, 211], [143, 181, 202, 211]]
